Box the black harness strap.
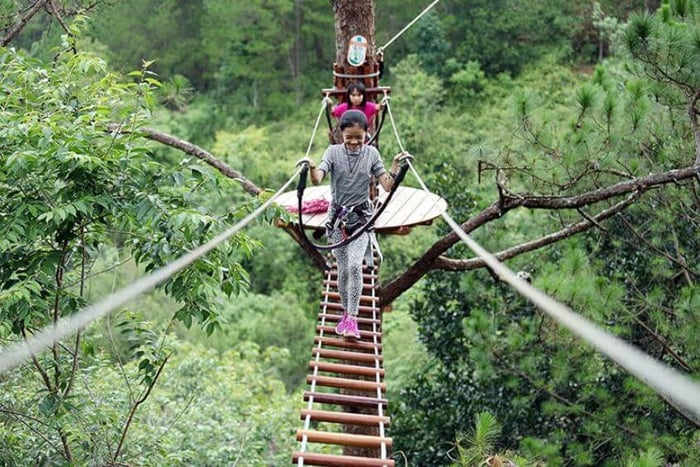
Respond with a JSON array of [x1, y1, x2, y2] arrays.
[[367, 104, 387, 147], [296, 163, 409, 251]]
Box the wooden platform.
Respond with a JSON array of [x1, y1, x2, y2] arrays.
[[276, 185, 447, 234]]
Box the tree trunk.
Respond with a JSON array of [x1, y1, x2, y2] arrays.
[[333, 0, 376, 66], [331, 1, 386, 460], [331, 0, 381, 92]]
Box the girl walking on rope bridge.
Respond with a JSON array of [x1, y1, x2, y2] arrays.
[[302, 110, 403, 339]]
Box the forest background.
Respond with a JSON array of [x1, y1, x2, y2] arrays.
[[0, 0, 698, 465]]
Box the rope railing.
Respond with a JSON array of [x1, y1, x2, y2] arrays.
[[383, 98, 700, 423], [0, 172, 300, 374]]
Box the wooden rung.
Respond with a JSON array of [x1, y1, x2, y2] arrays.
[[323, 291, 379, 304], [310, 361, 383, 378], [314, 336, 382, 355], [327, 271, 377, 281], [304, 391, 387, 408], [292, 451, 395, 467], [318, 313, 381, 326], [322, 302, 378, 315], [300, 408, 390, 426], [318, 306, 382, 319], [323, 279, 377, 292], [312, 348, 382, 363], [317, 325, 382, 340], [307, 375, 386, 392], [297, 429, 393, 449], [313, 337, 381, 353]]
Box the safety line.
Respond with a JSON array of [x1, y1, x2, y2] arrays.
[[304, 97, 329, 159], [379, 0, 442, 52], [384, 102, 405, 153], [409, 161, 700, 421], [0, 173, 300, 374], [383, 99, 700, 421]]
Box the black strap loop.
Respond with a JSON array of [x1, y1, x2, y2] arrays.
[[296, 163, 409, 251], [366, 104, 387, 147]]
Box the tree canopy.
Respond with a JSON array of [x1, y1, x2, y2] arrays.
[[0, 0, 698, 465]]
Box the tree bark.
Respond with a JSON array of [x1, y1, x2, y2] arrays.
[[106, 124, 262, 196], [1, 0, 48, 47], [333, 0, 376, 66]]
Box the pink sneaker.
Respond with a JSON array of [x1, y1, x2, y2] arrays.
[[343, 315, 361, 339], [335, 312, 349, 335]]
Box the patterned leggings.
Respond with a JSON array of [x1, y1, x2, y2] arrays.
[[328, 229, 370, 317]]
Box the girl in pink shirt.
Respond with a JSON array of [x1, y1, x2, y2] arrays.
[[331, 82, 385, 129]]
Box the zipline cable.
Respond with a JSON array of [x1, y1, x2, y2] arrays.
[[0, 173, 301, 374], [379, 0, 442, 52], [306, 97, 329, 158], [384, 99, 700, 422]]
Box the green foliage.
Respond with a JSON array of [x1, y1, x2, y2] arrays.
[[3, 2, 699, 465], [89, 1, 208, 87], [448, 60, 488, 104], [452, 412, 502, 466], [382, 308, 431, 402], [0, 30, 261, 462], [390, 4, 698, 466], [179, 291, 316, 390], [624, 3, 699, 100], [1, 339, 300, 465], [158, 74, 194, 111], [450, 412, 527, 467]]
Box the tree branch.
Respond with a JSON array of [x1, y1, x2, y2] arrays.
[[689, 89, 700, 165], [1, 0, 47, 47], [617, 215, 697, 281], [433, 192, 639, 272], [0, 405, 65, 455], [106, 124, 262, 196], [20, 326, 54, 393], [113, 354, 170, 462], [380, 165, 700, 306], [47, 0, 71, 39]]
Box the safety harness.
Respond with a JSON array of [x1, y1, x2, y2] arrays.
[[295, 156, 410, 251]]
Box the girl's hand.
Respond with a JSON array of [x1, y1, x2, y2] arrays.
[[392, 151, 408, 164], [295, 157, 315, 169], [391, 151, 413, 173]]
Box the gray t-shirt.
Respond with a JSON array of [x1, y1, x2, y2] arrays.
[[317, 144, 387, 217]]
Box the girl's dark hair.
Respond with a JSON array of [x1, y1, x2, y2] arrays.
[[346, 81, 367, 107], [339, 109, 368, 131]]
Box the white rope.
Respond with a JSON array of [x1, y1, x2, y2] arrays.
[[297, 98, 335, 466], [304, 97, 329, 158], [382, 102, 700, 421], [379, 0, 441, 51], [407, 160, 700, 421], [384, 101, 406, 153], [0, 173, 300, 374]]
